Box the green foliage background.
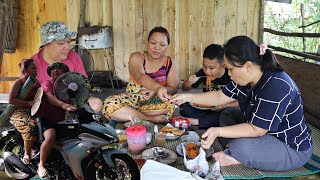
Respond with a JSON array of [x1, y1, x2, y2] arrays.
[[264, 0, 320, 62]]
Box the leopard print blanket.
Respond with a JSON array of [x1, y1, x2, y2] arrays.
[[102, 79, 174, 120]]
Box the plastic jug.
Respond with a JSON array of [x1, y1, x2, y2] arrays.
[[126, 125, 146, 154]]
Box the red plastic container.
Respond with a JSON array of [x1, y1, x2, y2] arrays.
[[171, 117, 190, 129]]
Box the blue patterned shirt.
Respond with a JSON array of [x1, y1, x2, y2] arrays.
[[222, 70, 312, 151]]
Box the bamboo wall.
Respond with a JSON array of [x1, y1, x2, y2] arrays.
[[0, 0, 261, 93]]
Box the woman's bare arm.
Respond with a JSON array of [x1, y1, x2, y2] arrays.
[[165, 58, 179, 95], [128, 52, 162, 91], [8, 80, 33, 107], [45, 92, 76, 111]]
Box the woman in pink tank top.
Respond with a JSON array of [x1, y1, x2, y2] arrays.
[[102, 26, 179, 123]]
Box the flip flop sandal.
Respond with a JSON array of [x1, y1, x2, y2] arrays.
[[22, 157, 31, 165], [37, 168, 51, 179]]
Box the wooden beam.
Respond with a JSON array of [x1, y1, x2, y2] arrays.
[[264, 28, 320, 38], [269, 45, 320, 62], [0, 77, 19, 81], [299, 19, 320, 28], [266, 0, 292, 4]]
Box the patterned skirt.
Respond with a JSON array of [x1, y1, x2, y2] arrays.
[[102, 79, 175, 120], [10, 108, 37, 141]]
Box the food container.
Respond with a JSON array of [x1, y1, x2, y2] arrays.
[[124, 119, 154, 132], [126, 125, 146, 154], [116, 130, 127, 148], [172, 117, 190, 129]]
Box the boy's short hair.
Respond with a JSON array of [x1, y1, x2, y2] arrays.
[[47, 62, 70, 76], [203, 44, 224, 64]]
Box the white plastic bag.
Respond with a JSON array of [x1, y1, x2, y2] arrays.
[[182, 144, 209, 177]]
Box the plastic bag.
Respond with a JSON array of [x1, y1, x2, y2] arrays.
[[182, 144, 209, 177]]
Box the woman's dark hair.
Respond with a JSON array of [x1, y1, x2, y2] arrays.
[[19, 58, 35, 75], [148, 26, 170, 45], [203, 44, 224, 64], [224, 36, 284, 72]]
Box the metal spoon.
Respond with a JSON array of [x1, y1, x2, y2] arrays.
[[153, 147, 168, 159]]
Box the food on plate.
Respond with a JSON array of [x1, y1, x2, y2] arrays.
[[192, 103, 212, 108], [117, 134, 127, 144], [186, 142, 200, 159], [159, 126, 184, 136]]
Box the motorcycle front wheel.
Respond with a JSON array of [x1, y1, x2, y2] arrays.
[[85, 153, 140, 180]]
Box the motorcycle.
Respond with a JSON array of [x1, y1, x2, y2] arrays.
[[1, 107, 140, 180]]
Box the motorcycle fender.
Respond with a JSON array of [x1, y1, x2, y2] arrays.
[[3, 151, 36, 175], [101, 148, 127, 167]]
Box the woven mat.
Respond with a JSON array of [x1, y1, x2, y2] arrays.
[[115, 123, 223, 171], [115, 123, 320, 179], [221, 125, 320, 179]]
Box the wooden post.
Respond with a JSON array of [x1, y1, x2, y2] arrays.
[[258, 0, 265, 44]]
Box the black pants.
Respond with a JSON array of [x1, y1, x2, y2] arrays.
[[218, 107, 245, 147], [179, 103, 220, 129]]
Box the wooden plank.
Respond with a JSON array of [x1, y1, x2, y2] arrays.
[[225, 0, 237, 41], [66, 0, 80, 31], [252, 0, 260, 42], [213, 0, 226, 44], [202, 0, 215, 50], [86, 0, 103, 25], [128, 0, 136, 55], [151, 0, 163, 26], [142, 0, 152, 44], [102, 0, 114, 73], [269, 45, 320, 62], [264, 28, 320, 38], [121, 0, 135, 80], [102, 0, 112, 25], [189, 0, 202, 75], [176, 0, 190, 80], [237, 0, 248, 36], [135, 0, 144, 52], [44, 0, 67, 22], [162, 0, 176, 58], [112, 0, 124, 80], [29, 0, 42, 54], [246, 0, 255, 39]]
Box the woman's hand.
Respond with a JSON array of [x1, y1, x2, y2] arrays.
[[201, 127, 220, 149], [157, 86, 171, 101], [188, 75, 200, 84], [170, 93, 190, 105], [61, 103, 77, 112], [143, 89, 156, 101], [211, 105, 223, 112]]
